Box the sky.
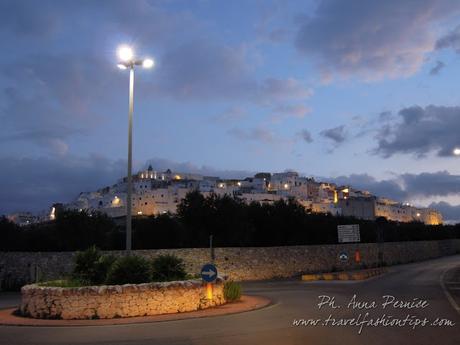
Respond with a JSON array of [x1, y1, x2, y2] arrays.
[[2, 0, 460, 221]]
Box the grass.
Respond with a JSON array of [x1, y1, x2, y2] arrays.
[[38, 279, 88, 288]]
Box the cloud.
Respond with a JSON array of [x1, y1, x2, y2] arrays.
[[0, 155, 126, 214], [227, 127, 276, 143], [0, 0, 59, 37], [327, 170, 460, 221], [428, 201, 460, 222], [436, 24, 460, 52], [257, 78, 313, 103], [295, 0, 460, 80], [375, 105, 460, 158], [270, 104, 311, 122], [212, 107, 246, 123], [429, 60, 445, 75], [320, 125, 346, 143], [400, 171, 460, 198], [0, 55, 123, 155], [326, 173, 406, 201], [153, 40, 312, 102], [328, 170, 460, 200], [297, 129, 313, 143]]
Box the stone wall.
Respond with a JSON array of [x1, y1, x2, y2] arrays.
[[1, 239, 459, 285], [20, 278, 225, 319]]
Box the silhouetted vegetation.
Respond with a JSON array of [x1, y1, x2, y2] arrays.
[[1, 191, 459, 251]]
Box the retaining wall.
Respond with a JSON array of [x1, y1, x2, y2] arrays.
[[20, 278, 225, 319], [1, 239, 459, 285]]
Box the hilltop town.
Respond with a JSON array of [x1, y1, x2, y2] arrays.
[[8, 166, 440, 227]]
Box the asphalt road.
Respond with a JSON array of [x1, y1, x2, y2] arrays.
[[0, 255, 459, 345]]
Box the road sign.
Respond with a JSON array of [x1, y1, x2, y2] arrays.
[[337, 224, 360, 243], [201, 263, 218, 283], [339, 252, 348, 262]]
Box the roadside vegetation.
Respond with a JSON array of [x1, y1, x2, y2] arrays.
[[39, 247, 188, 287], [1, 191, 459, 251]]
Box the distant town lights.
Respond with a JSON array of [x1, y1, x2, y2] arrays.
[[453, 148, 460, 156]]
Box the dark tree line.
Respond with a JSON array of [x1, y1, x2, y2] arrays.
[[1, 191, 459, 251]]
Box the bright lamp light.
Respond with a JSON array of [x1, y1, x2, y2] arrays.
[[143, 58, 154, 69], [453, 148, 460, 156], [118, 46, 134, 61]]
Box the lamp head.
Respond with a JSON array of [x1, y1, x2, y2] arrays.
[[142, 58, 154, 69], [118, 45, 134, 62]]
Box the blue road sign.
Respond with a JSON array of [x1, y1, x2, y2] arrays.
[[201, 263, 218, 283], [339, 252, 348, 262]]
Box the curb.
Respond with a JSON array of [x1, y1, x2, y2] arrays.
[[0, 295, 271, 327], [301, 267, 387, 281]]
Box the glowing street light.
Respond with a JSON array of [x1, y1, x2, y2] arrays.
[[453, 148, 460, 156], [117, 45, 154, 252]]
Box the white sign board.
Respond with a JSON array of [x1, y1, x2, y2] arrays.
[[337, 224, 360, 243]]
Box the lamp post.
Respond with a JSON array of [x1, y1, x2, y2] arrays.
[[117, 45, 154, 252]]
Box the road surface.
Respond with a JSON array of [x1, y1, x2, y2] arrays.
[[0, 255, 459, 345]]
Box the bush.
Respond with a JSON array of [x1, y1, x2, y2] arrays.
[[72, 246, 116, 284], [73, 246, 101, 284], [105, 255, 151, 285], [151, 254, 187, 282], [223, 281, 242, 302], [93, 254, 117, 284]]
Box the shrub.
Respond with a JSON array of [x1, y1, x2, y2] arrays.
[[72, 246, 101, 284], [151, 254, 187, 282], [93, 254, 117, 284], [223, 281, 242, 302], [72, 246, 116, 284], [105, 255, 151, 285]]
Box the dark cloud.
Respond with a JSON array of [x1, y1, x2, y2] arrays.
[[436, 24, 460, 53], [297, 129, 313, 143], [375, 105, 460, 158], [429, 60, 445, 75], [328, 171, 460, 221], [295, 0, 460, 80], [326, 173, 406, 201], [428, 201, 460, 222], [400, 171, 460, 198], [0, 155, 126, 214], [320, 125, 346, 143], [0, 55, 123, 154]]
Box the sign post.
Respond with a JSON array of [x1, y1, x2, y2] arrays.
[[201, 263, 218, 300], [337, 224, 360, 243], [337, 224, 361, 268]]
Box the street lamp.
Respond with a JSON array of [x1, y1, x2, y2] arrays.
[[453, 148, 460, 156], [117, 45, 154, 252]]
